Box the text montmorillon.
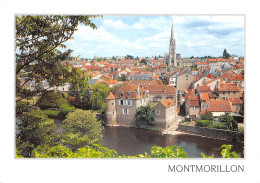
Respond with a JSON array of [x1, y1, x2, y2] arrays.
[[168, 165, 244, 173]]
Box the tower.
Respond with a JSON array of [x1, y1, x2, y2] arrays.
[[106, 92, 117, 126], [169, 22, 177, 67]]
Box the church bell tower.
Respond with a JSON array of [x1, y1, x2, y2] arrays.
[[169, 22, 177, 67]]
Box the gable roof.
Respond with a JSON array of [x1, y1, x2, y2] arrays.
[[206, 100, 232, 112], [160, 98, 175, 108], [219, 83, 240, 92], [196, 86, 212, 93], [146, 85, 176, 95], [227, 97, 243, 105], [200, 92, 210, 101]]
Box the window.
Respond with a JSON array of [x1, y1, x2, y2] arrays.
[[119, 100, 124, 105], [191, 106, 195, 110], [222, 97, 226, 100], [112, 103, 114, 105], [156, 109, 160, 115], [157, 98, 161, 102], [127, 100, 132, 106], [122, 109, 129, 114], [228, 92, 230, 95]]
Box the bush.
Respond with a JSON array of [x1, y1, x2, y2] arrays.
[[36, 90, 62, 109], [219, 114, 238, 131], [200, 112, 214, 121], [61, 109, 103, 151], [136, 104, 155, 127], [43, 110, 60, 118], [195, 120, 213, 127], [151, 128, 159, 132]]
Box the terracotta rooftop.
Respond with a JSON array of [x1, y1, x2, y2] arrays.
[[160, 98, 175, 108], [228, 74, 244, 81], [196, 86, 212, 93], [160, 63, 167, 68], [200, 92, 210, 101], [146, 85, 176, 95], [106, 92, 115, 99], [227, 97, 243, 105], [219, 83, 240, 92], [206, 100, 232, 112]]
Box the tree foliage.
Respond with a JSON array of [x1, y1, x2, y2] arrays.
[[61, 109, 103, 151], [222, 48, 231, 59], [16, 112, 57, 157], [36, 90, 62, 109], [89, 83, 110, 110], [16, 15, 100, 104], [118, 74, 128, 81], [68, 68, 91, 100], [136, 104, 156, 127], [200, 111, 214, 121], [25, 144, 241, 158], [219, 113, 238, 131]]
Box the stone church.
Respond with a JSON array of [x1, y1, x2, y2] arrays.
[[164, 22, 182, 67]]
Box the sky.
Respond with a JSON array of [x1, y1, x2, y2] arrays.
[[64, 15, 244, 59]]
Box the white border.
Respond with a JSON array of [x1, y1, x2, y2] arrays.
[[0, 0, 259, 182]]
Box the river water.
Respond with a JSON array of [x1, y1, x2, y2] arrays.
[[54, 119, 244, 158]]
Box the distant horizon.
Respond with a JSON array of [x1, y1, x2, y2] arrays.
[[64, 15, 244, 59]]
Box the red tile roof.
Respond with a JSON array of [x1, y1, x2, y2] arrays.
[[106, 92, 115, 99], [188, 96, 200, 106], [228, 74, 244, 81], [206, 100, 232, 112], [200, 92, 210, 101], [146, 85, 176, 95], [227, 97, 243, 105], [196, 86, 212, 93], [219, 83, 240, 92], [160, 99, 175, 108], [160, 63, 167, 68]]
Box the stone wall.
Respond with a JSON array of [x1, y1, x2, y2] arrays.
[[178, 124, 244, 143]]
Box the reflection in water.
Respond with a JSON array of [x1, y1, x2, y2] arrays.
[[54, 119, 244, 158], [102, 126, 244, 158]]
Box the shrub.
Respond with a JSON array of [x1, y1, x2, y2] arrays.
[[200, 111, 214, 121], [36, 90, 62, 109], [135, 104, 155, 127], [195, 119, 213, 127], [151, 128, 159, 132]]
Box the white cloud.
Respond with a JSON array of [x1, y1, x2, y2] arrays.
[[103, 19, 130, 29]]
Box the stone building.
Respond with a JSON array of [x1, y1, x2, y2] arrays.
[[176, 71, 195, 92], [214, 82, 240, 100], [106, 84, 149, 127], [155, 99, 177, 129], [146, 85, 177, 103], [164, 22, 182, 67]]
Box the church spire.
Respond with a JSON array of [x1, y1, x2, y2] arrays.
[[171, 21, 174, 40]]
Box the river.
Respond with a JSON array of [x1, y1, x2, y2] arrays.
[[54, 119, 244, 158]]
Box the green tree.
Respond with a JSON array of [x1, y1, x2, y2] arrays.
[[36, 90, 62, 109], [16, 112, 57, 157], [89, 83, 110, 110], [61, 109, 103, 151], [136, 104, 156, 127], [16, 15, 100, 107], [110, 83, 125, 94], [140, 59, 147, 65], [219, 113, 238, 131], [118, 74, 128, 81], [222, 48, 231, 59], [200, 111, 214, 121], [68, 68, 91, 102]]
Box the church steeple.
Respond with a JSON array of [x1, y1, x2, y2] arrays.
[[170, 21, 174, 40], [169, 21, 177, 67]]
